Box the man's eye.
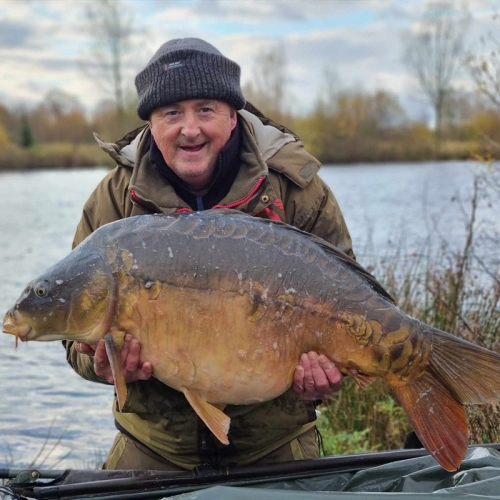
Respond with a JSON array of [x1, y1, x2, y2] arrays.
[[165, 110, 179, 116], [200, 107, 213, 113]]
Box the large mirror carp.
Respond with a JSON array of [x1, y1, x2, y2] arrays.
[[3, 210, 500, 471]]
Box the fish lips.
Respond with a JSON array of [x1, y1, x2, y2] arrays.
[[2, 308, 32, 341]]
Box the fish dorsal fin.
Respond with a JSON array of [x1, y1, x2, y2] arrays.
[[183, 388, 231, 445], [104, 331, 127, 412], [392, 371, 468, 472], [351, 372, 377, 389], [206, 210, 394, 304]]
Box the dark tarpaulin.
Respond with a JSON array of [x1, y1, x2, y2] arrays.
[[165, 447, 500, 499], [4, 447, 500, 499]]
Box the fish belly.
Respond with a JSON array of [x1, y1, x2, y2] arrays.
[[116, 283, 343, 405]]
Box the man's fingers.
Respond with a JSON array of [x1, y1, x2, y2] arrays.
[[119, 333, 133, 364], [318, 354, 343, 390], [91, 334, 152, 384], [294, 352, 346, 400], [93, 340, 108, 369], [135, 361, 154, 381], [94, 339, 114, 383], [124, 338, 141, 373], [302, 358, 317, 397], [75, 342, 95, 356], [308, 352, 330, 393], [292, 364, 305, 394]]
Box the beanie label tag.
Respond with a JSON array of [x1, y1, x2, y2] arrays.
[[164, 61, 185, 71]]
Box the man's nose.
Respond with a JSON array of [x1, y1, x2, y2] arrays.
[[181, 112, 201, 138]]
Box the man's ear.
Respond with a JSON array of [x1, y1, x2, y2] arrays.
[[148, 117, 155, 133], [230, 107, 237, 131]]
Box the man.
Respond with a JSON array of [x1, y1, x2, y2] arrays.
[[65, 38, 356, 471]]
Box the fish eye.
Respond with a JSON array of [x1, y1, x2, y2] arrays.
[[34, 282, 49, 298]]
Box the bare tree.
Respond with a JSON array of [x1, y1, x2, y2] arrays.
[[243, 45, 287, 121], [404, 1, 470, 157], [83, 0, 135, 116], [468, 12, 500, 109], [315, 65, 340, 116], [467, 12, 500, 225]]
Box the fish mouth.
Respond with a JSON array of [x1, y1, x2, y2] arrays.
[[2, 308, 33, 343]]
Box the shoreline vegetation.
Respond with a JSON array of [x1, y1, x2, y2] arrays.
[[319, 177, 500, 455], [0, 138, 488, 172], [2, 85, 500, 171]]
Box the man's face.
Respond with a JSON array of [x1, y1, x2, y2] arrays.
[[149, 99, 237, 193]]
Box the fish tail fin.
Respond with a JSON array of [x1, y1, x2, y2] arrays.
[[392, 327, 500, 471], [429, 329, 500, 405], [392, 371, 468, 471]]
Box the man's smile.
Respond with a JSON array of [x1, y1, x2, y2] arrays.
[[179, 143, 207, 153]]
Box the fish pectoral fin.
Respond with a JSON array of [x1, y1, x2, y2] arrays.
[[183, 388, 230, 445], [392, 371, 468, 472], [104, 332, 127, 413], [351, 372, 377, 389]]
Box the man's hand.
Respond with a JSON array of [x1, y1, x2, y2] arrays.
[[75, 333, 153, 384], [293, 351, 354, 400]]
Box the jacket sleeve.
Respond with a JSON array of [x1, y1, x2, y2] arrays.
[[296, 176, 355, 260], [263, 128, 355, 260], [276, 172, 355, 260], [64, 167, 132, 385]]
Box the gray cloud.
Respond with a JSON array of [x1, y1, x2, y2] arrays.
[[0, 0, 496, 117], [0, 21, 33, 48], [0, 51, 78, 72], [153, 0, 377, 24]]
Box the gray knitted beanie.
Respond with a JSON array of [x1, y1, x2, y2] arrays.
[[135, 38, 246, 120]]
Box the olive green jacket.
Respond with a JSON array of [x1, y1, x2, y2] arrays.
[[65, 104, 355, 469]]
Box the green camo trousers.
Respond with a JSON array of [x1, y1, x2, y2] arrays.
[[103, 426, 320, 471]]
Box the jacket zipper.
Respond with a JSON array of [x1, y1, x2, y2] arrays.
[[211, 176, 265, 210], [130, 189, 150, 211]]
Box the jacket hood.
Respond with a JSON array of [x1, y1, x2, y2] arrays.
[[93, 125, 148, 169]]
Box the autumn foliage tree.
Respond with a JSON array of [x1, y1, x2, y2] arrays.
[[30, 90, 92, 144], [295, 89, 407, 163]]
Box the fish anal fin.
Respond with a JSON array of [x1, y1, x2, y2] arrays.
[[392, 372, 468, 472], [104, 332, 127, 413], [183, 388, 230, 445], [351, 372, 376, 389]]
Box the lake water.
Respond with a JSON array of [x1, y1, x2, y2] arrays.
[[0, 161, 497, 469]]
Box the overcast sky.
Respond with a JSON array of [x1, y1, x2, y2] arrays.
[[0, 0, 498, 120]]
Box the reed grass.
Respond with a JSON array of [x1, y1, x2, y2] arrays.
[[0, 143, 114, 171], [319, 174, 500, 455]]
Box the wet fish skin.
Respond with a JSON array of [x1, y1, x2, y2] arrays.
[[3, 210, 500, 472]]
